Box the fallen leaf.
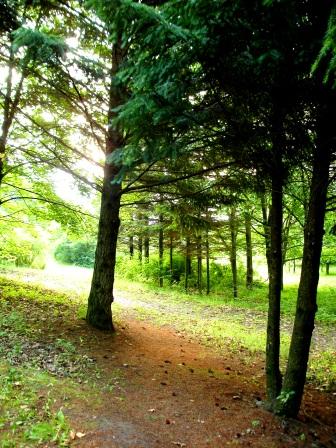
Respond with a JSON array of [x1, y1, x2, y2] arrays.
[[76, 432, 86, 438], [69, 430, 76, 440]]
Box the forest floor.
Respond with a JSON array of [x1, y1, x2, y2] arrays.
[[0, 266, 336, 447]]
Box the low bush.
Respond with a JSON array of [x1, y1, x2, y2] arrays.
[[54, 240, 96, 267]]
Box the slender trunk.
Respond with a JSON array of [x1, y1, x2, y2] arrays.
[[260, 191, 271, 270], [184, 236, 191, 292], [229, 207, 238, 298], [197, 235, 202, 293], [245, 212, 253, 289], [275, 97, 333, 418], [86, 40, 124, 331], [159, 214, 164, 287], [144, 234, 149, 262], [0, 45, 26, 186], [266, 103, 285, 404], [138, 236, 143, 263], [326, 262, 330, 275], [169, 236, 173, 284], [206, 228, 210, 295], [129, 236, 134, 259]]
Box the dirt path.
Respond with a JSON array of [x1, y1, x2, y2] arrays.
[[64, 315, 336, 448], [1, 268, 336, 447]]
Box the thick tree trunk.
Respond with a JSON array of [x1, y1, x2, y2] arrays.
[[86, 168, 121, 331], [159, 214, 164, 287], [275, 97, 333, 418], [245, 212, 253, 289], [229, 207, 238, 298], [86, 40, 124, 331]]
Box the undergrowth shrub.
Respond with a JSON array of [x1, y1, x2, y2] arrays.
[[54, 240, 96, 267], [115, 253, 247, 292]]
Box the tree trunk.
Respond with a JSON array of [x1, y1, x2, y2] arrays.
[[275, 97, 333, 418], [229, 207, 238, 298], [206, 229, 210, 295], [185, 236, 191, 292], [197, 235, 202, 293], [138, 236, 143, 263], [86, 39, 124, 331], [245, 212, 253, 289], [129, 236, 134, 259], [169, 236, 174, 284], [159, 214, 164, 287], [266, 100, 285, 404], [0, 45, 26, 186], [326, 262, 330, 275], [144, 234, 150, 262], [266, 171, 283, 403], [260, 191, 271, 270]]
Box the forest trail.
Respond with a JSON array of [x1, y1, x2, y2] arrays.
[[66, 312, 336, 448], [1, 268, 336, 447]]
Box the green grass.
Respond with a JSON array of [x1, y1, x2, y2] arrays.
[[0, 364, 71, 447], [115, 274, 336, 324]]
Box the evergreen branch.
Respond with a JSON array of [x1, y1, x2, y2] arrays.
[[122, 162, 234, 194]]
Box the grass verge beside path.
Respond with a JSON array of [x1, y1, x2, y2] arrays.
[[0, 277, 122, 447]]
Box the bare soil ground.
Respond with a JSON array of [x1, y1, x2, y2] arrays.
[[66, 315, 336, 448]]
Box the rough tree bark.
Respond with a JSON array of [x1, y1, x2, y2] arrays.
[[86, 40, 124, 331]]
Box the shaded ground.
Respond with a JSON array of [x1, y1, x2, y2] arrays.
[[0, 274, 335, 447], [68, 317, 336, 448]]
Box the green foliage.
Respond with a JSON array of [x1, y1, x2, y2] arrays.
[[0, 227, 46, 269], [12, 27, 68, 64], [115, 253, 247, 292], [54, 240, 96, 268], [311, 6, 336, 83]]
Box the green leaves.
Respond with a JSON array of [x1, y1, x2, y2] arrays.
[[311, 6, 336, 84], [12, 27, 68, 64]]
